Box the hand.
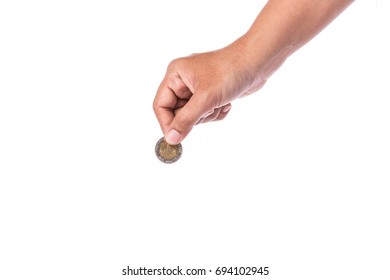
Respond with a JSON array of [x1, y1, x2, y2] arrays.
[[153, 40, 266, 145], [153, 0, 353, 146]]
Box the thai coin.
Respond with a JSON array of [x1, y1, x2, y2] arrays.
[[155, 137, 182, 164]]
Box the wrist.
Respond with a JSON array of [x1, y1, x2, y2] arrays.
[[238, 32, 293, 81]]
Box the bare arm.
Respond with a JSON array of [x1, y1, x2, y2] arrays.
[[242, 0, 354, 79], [153, 0, 354, 145]]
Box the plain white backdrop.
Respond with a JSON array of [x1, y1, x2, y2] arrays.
[[1, 1, 389, 279]]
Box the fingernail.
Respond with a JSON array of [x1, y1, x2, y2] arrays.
[[165, 129, 181, 145], [222, 104, 232, 113]]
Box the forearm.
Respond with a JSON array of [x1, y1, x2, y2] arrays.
[[238, 0, 354, 79]]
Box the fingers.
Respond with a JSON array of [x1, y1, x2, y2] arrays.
[[196, 103, 232, 124], [155, 78, 232, 145], [153, 81, 178, 135], [214, 103, 231, 121], [165, 94, 209, 145], [166, 72, 192, 100], [153, 62, 194, 135], [153, 55, 236, 145]]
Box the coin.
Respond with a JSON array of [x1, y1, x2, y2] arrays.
[[155, 137, 182, 164]]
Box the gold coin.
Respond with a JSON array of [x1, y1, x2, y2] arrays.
[[155, 137, 182, 163]]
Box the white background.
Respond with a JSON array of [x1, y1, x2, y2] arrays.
[[1, 1, 389, 279]]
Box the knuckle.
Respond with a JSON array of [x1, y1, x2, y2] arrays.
[[167, 58, 182, 71], [152, 98, 163, 115], [152, 97, 159, 112], [152, 103, 158, 114]]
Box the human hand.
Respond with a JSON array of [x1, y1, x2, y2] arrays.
[[153, 40, 266, 145], [153, 0, 353, 146]]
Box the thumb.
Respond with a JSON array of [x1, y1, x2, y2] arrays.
[[165, 94, 209, 145]]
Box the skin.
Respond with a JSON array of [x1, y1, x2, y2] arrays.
[[153, 0, 354, 145]]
